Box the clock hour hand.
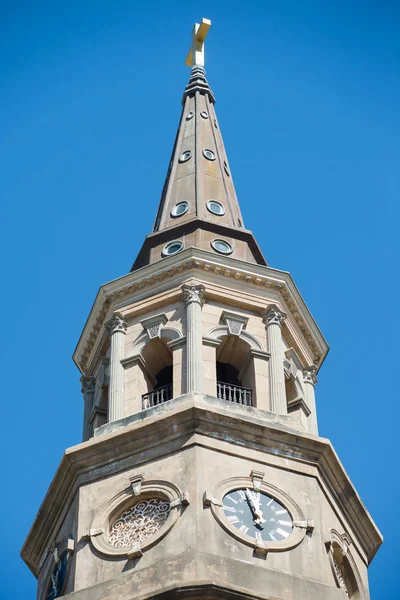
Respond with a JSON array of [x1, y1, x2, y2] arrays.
[[245, 489, 266, 525]]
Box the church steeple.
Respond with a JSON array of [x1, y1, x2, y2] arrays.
[[21, 18, 381, 600], [131, 19, 266, 271]]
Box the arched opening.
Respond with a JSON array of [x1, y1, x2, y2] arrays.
[[215, 336, 253, 406], [141, 338, 173, 409]]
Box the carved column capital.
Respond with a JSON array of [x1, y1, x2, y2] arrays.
[[303, 366, 318, 386], [80, 376, 96, 395], [106, 312, 127, 336], [181, 284, 205, 307], [263, 305, 287, 328]]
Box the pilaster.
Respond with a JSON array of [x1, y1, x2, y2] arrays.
[[80, 376, 96, 441], [263, 305, 287, 415], [106, 312, 127, 422], [303, 366, 318, 434], [182, 284, 205, 393]]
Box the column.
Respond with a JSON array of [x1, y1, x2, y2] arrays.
[[182, 284, 205, 393], [303, 366, 318, 434], [106, 312, 127, 422], [80, 376, 96, 441], [263, 305, 287, 414]]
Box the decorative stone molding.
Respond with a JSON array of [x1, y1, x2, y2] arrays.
[[181, 283, 205, 306], [250, 470, 265, 491], [106, 312, 127, 336], [76, 253, 326, 372], [80, 376, 96, 395], [221, 311, 248, 336], [325, 529, 367, 599], [205, 476, 309, 556], [303, 365, 318, 386], [263, 304, 287, 328], [89, 478, 188, 559], [207, 325, 265, 352], [140, 313, 168, 340]]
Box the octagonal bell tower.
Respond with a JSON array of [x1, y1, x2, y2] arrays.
[[22, 18, 382, 600]]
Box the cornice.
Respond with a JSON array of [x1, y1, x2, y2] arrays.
[[73, 248, 329, 374], [21, 394, 381, 576]]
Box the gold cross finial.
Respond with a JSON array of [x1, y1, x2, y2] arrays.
[[185, 18, 211, 67]]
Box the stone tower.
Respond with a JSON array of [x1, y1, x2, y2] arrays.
[[22, 18, 382, 600]]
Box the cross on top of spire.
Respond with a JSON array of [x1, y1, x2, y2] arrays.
[[185, 18, 211, 68]]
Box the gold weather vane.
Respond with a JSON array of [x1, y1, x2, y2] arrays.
[[185, 18, 211, 67]]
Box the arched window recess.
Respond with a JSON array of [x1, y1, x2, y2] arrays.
[[207, 314, 269, 409], [122, 313, 184, 414]]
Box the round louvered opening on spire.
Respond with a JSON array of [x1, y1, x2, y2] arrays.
[[179, 150, 192, 163], [162, 240, 184, 257], [186, 111, 194, 120], [207, 200, 225, 216], [211, 239, 233, 255], [171, 202, 189, 218], [200, 111, 209, 119], [203, 148, 216, 161]]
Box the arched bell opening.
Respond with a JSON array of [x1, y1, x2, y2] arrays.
[[215, 336, 253, 406], [140, 338, 173, 409]]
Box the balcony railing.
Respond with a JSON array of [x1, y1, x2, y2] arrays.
[[217, 381, 252, 406], [142, 384, 173, 409]]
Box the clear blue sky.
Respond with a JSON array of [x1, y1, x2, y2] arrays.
[[1, 1, 398, 598]]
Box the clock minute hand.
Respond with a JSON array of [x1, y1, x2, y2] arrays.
[[245, 489, 266, 524]]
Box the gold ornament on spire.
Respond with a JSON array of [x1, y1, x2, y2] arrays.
[[185, 18, 211, 67]]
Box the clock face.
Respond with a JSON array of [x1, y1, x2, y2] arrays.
[[222, 488, 293, 542], [108, 497, 171, 548], [46, 551, 69, 600]]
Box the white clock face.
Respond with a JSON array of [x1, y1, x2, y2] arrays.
[[222, 488, 293, 542], [108, 498, 171, 548]]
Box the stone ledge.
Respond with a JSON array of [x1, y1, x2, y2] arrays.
[[59, 551, 348, 600]]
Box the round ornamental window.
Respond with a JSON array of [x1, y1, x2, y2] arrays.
[[207, 200, 225, 216], [203, 148, 216, 161], [162, 240, 184, 257], [186, 111, 194, 120], [171, 202, 189, 217], [109, 498, 171, 547], [214, 118, 218, 128], [200, 111, 209, 119], [179, 150, 192, 163], [211, 239, 233, 255], [224, 160, 230, 176]]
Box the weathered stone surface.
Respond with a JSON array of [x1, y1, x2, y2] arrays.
[[22, 394, 381, 599]]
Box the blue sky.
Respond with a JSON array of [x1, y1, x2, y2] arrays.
[[1, 1, 398, 598]]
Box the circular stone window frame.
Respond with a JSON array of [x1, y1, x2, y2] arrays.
[[179, 150, 192, 163], [200, 110, 209, 119], [89, 478, 189, 559], [206, 200, 225, 216], [186, 111, 194, 120], [211, 238, 233, 255], [206, 476, 308, 555], [203, 148, 216, 161], [170, 201, 189, 218], [162, 239, 184, 257]]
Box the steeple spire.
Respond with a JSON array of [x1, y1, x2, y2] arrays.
[[131, 19, 266, 271]]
